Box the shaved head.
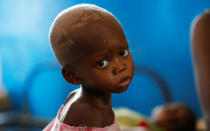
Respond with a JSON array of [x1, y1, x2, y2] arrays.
[[49, 4, 122, 68]]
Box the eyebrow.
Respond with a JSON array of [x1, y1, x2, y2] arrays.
[[121, 40, 129, 46], [88, 40, 129, 59], [94, 50, 110, 58], [122, 44, 128, 48]]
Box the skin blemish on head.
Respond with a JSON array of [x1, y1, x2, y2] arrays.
[[71, 11, 102, 31], [51, 28, 75, 60], [57, 29, 74, 46], [55, 37, 74, 57], [81, 12, 101, 21], [72, 22, 87, 30]]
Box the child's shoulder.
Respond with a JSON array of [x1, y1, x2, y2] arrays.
[[60, 89, 103, 126], [63, 89, 78, 105]]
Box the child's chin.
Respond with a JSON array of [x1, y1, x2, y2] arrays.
[[112, 85, 129, 93]]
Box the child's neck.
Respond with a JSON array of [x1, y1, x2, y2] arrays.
[[81, 86, 112, 109]]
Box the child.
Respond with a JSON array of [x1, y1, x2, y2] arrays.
[[44, 4, 135, 131], [191, 10, 210, 130], [151, 103, 196, 131]]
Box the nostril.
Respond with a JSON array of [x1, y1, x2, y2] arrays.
[[120, 66, 127, 73]]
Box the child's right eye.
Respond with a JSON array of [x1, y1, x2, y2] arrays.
[[96, 59, 109, 69]]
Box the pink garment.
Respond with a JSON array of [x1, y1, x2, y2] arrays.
[[43, 106, 120, 131]]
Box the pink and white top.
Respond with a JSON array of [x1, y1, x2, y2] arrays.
[[43, 106, 120, 131]]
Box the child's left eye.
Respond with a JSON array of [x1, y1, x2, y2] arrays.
[[120, 49, 128, 57], [96, 59, 109, 69]]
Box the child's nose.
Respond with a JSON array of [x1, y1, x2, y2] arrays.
[[112, 58, 127, 75]]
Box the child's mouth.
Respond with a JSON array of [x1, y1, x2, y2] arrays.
[[118, 76, 130, 87]]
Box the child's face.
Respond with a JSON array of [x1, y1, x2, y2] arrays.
[[71, 21, 135, 93]]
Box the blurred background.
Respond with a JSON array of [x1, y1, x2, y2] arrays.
[[0, 0, 209, 123]]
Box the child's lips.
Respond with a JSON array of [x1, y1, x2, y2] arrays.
[[118, 76, 130, 87]]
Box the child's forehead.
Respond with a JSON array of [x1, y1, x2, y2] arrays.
[[79, 37, 128, 57], [70, 19, 128, 51]]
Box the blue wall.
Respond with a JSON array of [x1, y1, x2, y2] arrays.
[[0, 0, 209, 118]]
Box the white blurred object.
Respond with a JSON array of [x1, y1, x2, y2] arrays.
[[121, 127, 149, 131]]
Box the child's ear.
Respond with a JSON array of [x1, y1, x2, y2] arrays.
[[61, 67, 82, 85]]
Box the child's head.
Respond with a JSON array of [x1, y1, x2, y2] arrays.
[[151, 103, 196, 131], [49, 4, 135, 93]]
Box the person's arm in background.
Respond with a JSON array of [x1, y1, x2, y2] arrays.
[[191, 10, 210, 130]]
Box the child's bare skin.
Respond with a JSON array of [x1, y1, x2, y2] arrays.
[[151, 103, 196, 131], [191, 10, 210, 129], [49, 4, 135, 127]]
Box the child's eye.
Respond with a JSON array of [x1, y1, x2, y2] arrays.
[[96, 59, 109, 68], [120, 49, 128, 57]]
